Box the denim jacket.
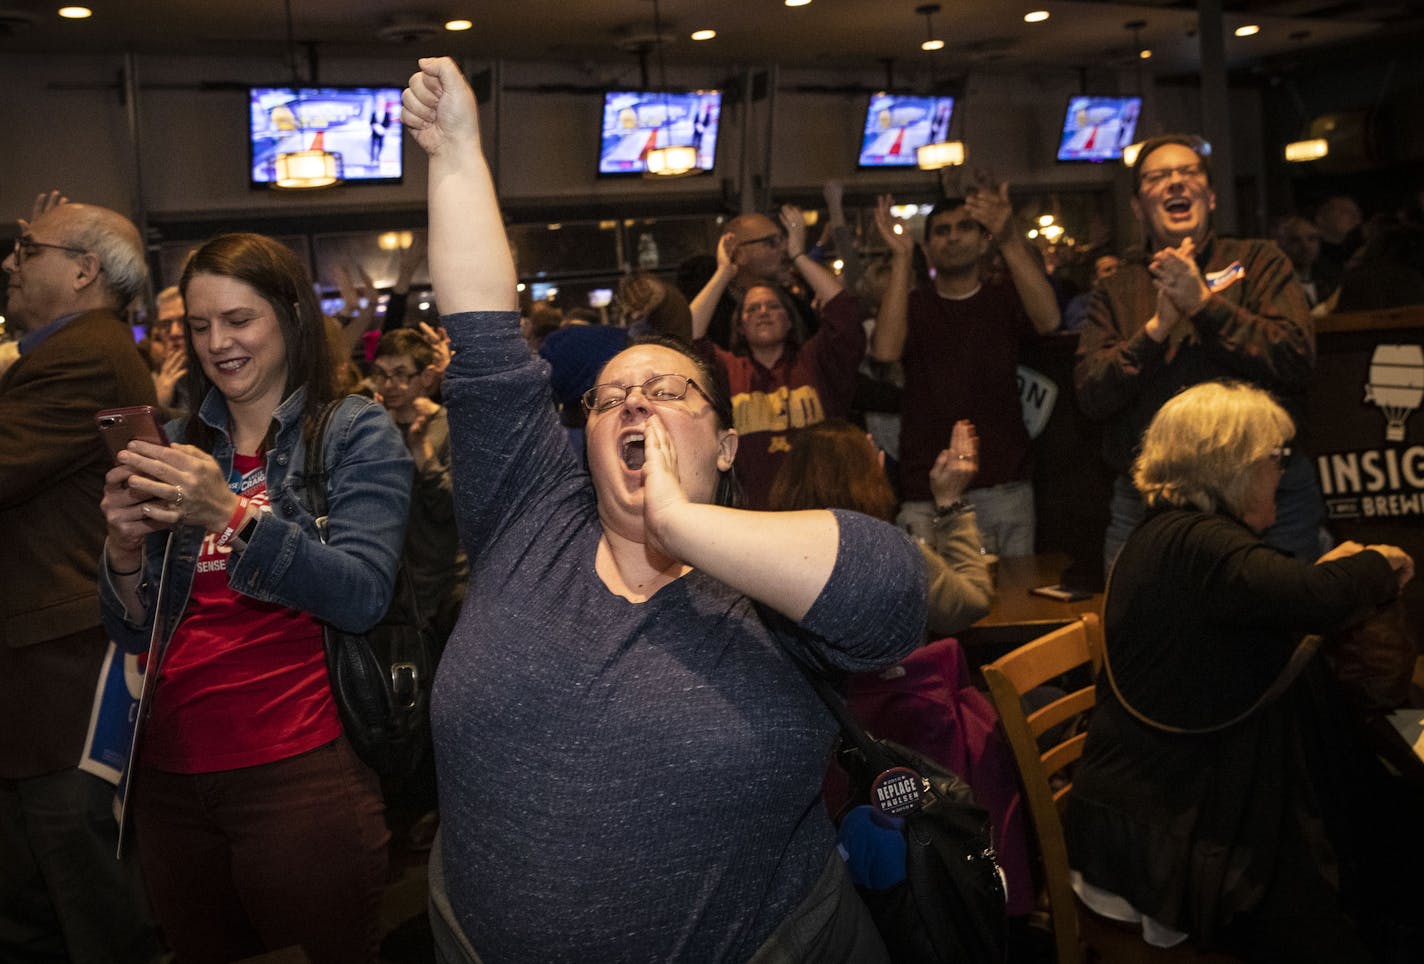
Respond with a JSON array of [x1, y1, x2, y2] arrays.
[[99, 387, 414, 657]]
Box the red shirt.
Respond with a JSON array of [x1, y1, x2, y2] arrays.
[[141, 453, 340, 773]]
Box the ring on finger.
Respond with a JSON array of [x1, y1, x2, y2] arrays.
[[172, 484, 184, 506]]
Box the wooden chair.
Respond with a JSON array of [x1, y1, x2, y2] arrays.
[[982, 613, 1240, 964]]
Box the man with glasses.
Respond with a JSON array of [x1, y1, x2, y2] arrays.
[[697, 210, 814, 349], [1075, 134, 1320, 570], [0, 196, 162, 962]]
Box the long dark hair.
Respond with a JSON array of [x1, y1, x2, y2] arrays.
[[729, 283, 807, 358], [178, 233, 338, 451], [767, 419, 897, 522], [605, 333, 743, 508]]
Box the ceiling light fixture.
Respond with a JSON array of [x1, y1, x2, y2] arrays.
[[445, 19, 472, 31], [914, 4, 965, 171], [785, 0, 811, 6], [1024, 11, 1049, 24], [1234, 24, 1260, 37], [1284, 138, 1328, 162], [690, 28, 716, 41], [272, 0, 343, 189], [918, 1, 943, 51], [643, 0, 697, 177], [58, 6, 92, 18]]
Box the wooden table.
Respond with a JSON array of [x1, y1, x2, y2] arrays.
[[959, 552, 1103, 663]]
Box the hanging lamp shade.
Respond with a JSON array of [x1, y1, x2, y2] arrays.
[[645, 143, 698, 176], [917, 140, 965, 170], [273, 148, 343, 188]]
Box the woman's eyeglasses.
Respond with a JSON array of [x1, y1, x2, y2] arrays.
[[582, 374, 712, 413]]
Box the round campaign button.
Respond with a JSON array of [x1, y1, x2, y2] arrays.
[[871, 766, 926, 817]]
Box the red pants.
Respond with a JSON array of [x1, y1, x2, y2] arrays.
[[133, 735, 388, 964]]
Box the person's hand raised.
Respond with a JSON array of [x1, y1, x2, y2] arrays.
[[929, 419, 979, 507], [963, 178, 1014, 243], [873, 194, 914, 259], [19, 189, 67, 233], [402, 56, 481, 158], [779, 205, 808, 257]]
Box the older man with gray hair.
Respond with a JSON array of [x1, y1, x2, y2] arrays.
[[0, 192, 161, 962]]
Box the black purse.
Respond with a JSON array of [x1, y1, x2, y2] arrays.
[[305, 399, 435, 784], [803, 667, 1009, 964]]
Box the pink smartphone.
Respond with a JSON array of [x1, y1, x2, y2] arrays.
[[96, 406, 170, 463]]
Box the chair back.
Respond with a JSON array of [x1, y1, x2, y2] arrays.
[[982, 613, 1101, 964]]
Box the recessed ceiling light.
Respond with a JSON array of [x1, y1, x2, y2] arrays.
[[1139, 48, 1152, 59], [921, 39, 944, 51], [1024, 10, 1050, 23], [690, 28, 716, 41], [58, 6, 92, 18], [445, 19, 473, 31], [785, 0, 811, 7], [1234, 24, 1260, 37]]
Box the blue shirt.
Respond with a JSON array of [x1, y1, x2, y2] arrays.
[[17, 311, 82, 355], [434, 309, 928, 962]]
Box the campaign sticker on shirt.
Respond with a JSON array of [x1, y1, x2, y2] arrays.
[[871, 766, 926, 817], [1205, 261, 1245, 293]]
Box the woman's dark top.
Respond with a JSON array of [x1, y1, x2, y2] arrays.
[[1063, 507, 1397, 945], [433, 309, 927, 963]]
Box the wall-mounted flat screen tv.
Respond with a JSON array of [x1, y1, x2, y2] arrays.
[[598, 90, 722, 176], [1056, 95, 1142, 162], [857, 92, 955, 168], [249, 86, 404, 187]]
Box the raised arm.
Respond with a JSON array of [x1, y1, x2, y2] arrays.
[[690, 232, 736, 341], [965, 179, 1060, 334], [403, 56, 516, 314], [868, 194, 913, 362], [782, 204, 844, 305]]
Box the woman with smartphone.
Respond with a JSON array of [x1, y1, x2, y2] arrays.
[[97, 234, 412, 964]]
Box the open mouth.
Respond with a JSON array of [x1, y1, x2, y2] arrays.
[[1163, 198, 1193, 215], [620, 433, 646, 470], [215, 358, 248, 374]]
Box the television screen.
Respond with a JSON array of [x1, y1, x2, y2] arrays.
[[249, 86, 403, 186], [1056, 95, 1142, 163], [598, 90, 722, 176], [857, 92, 955, 168]]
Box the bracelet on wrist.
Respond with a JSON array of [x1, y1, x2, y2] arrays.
[[215, 496, 251, 549], [933, 499, 970, 519]]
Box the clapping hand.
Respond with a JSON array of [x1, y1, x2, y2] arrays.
[[929, 420, 979, 507], [405, 396, 441, 470], [874, 194, 913, 259], [716, 231, 737, 273], [1149, 238, 1210, 317], [153, 349, 188, 408], [779, 205, 808, 258], [963, 172, 1014, 243], [417, 321, 453, 374]]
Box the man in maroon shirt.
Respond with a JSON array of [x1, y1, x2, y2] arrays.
[[871, 183, 1061, 555]]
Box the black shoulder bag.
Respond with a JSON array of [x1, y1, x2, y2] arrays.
[[305, 399, 436, 784], [801, 663, 1009, 963]]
